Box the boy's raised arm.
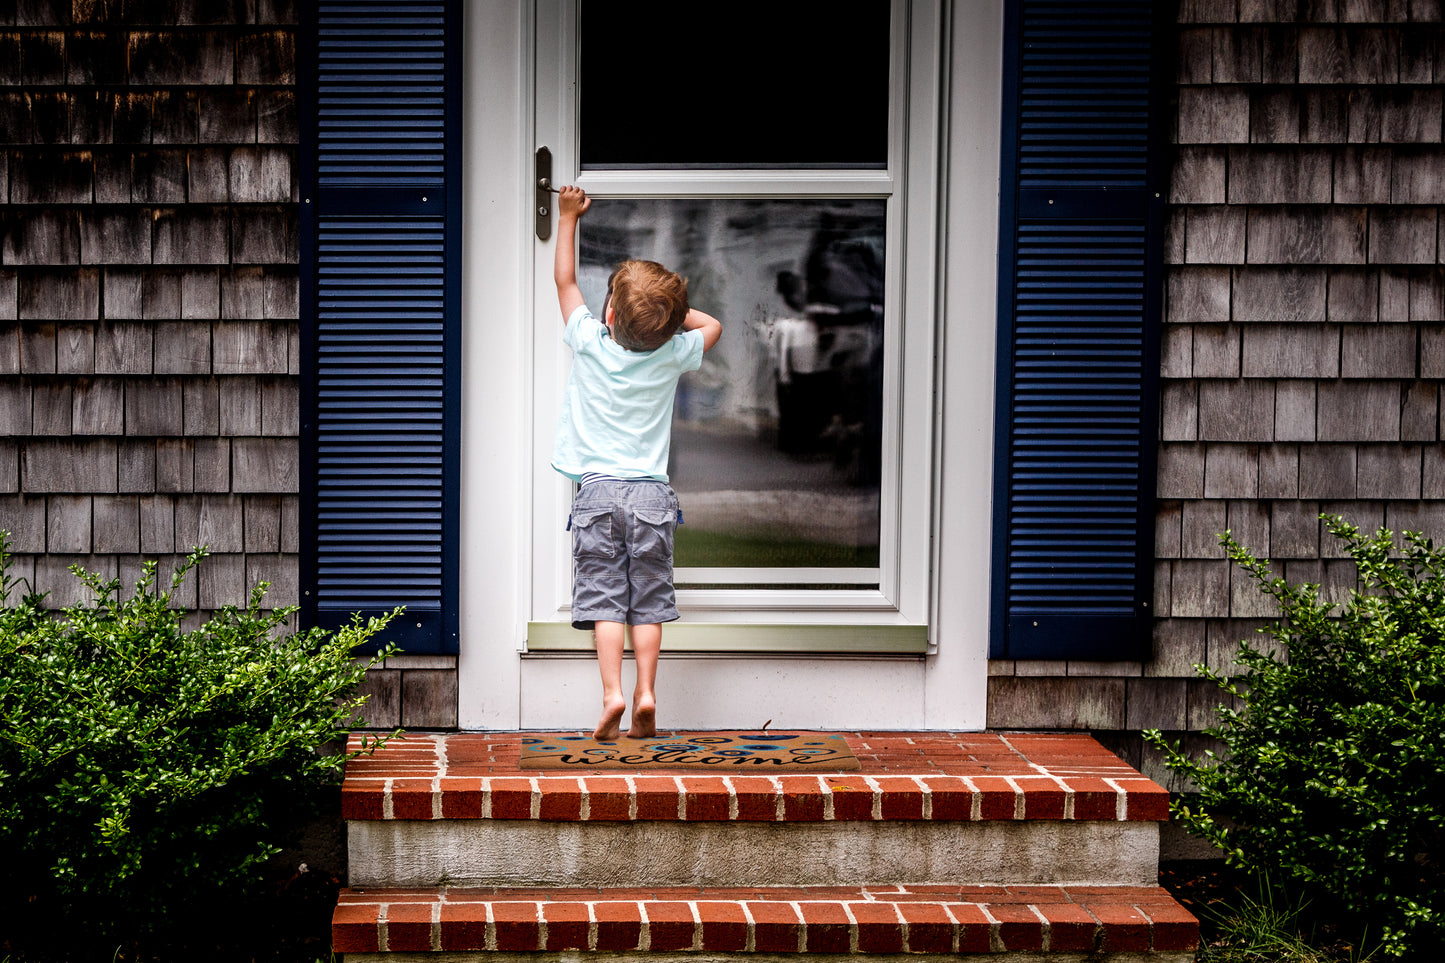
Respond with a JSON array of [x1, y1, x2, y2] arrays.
[[682, 308, 723, 353], [553, 185, 591, 323]]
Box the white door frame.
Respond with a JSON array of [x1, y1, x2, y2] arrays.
[[458, 0, 1002, 730]]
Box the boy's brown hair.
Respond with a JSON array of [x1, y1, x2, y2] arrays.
[[604, 260, 689, 351]]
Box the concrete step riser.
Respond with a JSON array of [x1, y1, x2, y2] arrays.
[[347, 819, 1161, 889]]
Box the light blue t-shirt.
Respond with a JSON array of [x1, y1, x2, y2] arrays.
[[551, 305, 705, 483]]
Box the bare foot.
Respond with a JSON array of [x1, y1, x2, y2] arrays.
[[626, 699, 656, 738], [593, 698, 625, 741]]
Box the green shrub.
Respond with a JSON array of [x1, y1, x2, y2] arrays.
[[1147, 516, 1445, 959], [0, 541, 398, 957]]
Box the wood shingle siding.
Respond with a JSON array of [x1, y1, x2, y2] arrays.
[[0, 2, 301, 634], [989, 0, 1445, 784]]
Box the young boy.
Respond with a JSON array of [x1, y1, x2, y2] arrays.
[[551, 185, 723, 740]]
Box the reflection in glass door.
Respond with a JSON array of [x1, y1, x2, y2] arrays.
[[578, 199, 886, 584]]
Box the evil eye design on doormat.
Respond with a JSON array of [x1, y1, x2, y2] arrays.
[[739, 734, 798, 740]]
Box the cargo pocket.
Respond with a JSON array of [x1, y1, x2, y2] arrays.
[[631, 508, 676, 560], [570, 508, 614, 559]]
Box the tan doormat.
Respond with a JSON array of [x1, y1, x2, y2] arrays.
[[518, 731, 862, 771]]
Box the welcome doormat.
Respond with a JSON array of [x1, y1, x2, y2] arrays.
[[519, 732, 862, 771]]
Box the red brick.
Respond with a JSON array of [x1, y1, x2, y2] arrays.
[[540, 901, 589, 950], [1067, 777, 1119, 820], [801, 901, 852, 952], [538, 778, 583, 820], [388, 778, 433, 820], [488, 778, 535, 819], [632, 776, 681, 820], [491, 901, 541, 951], [696, 900, 748, 951], [823, 775, 874, 820], [849, 901, 904, 953], [972, 776, 1019, 819], [988, 901, 1043, 951], [644, 900, 695, 951], [747, 900, 803, 952], [780, 776, 827, 820], [876, 775, 925, 819], [331, 904, 380, 952], [592, 901, 643, 951], [1034, 902, 1097, 952], [438, 904, 487, 950], [438, 777, 484, 818], [384, 901, 434, 951], [730, 776, 779, 820], [1139, 899, 1201, 951], [1090, 903, 1152, 951], [583, 776, 633, 821], [897, 901, 954, 953], [948, 902, 995, 953], [1120, 779, 1171, 820], [922, 776, 971, 820], [1017, 778, 1066, 819], [340, 784, 383, 820], [682, 776, 730, 820]]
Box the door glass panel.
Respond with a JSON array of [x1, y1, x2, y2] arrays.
[[578, 198, 886, 574], [579, 1, 890, 170]]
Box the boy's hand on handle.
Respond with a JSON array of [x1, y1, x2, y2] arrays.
[[553, 185, 589, 322], [557, 185, 591, 220]]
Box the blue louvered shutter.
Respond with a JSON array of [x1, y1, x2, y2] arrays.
[[989, 0, 1168, 660], [299, 0, 461, 653]]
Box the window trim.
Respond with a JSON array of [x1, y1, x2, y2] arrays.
[[527, 0, 944, 635]]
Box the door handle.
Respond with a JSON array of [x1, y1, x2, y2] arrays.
[[535, 146, 553, 241]]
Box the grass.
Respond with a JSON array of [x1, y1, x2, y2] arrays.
[[674, 528, 879, 569], [1161, 862, 1382, 963]]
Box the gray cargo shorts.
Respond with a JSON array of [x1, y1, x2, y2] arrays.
[[568, 479, 681, 629]]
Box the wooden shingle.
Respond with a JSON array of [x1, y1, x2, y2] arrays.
[[72, 377, 124, 434], [138, 493, 175, 553], [92, 493, 139, 553], [1259, 443, 1302, 496], [175, 493, 244, 554], [1317, 379, 1403, 438], [1181, 499, 1228, 557], [1333, 144, 1393, 201], [1242, 323, 1340, 377], [1186, 205, 1248, 262], [1250, 87, 1301, 143], [1170, 559, 1233, 618], [1205, 443, 1261, 497], [1200, 380, 1276, 441], [1191, 323, 1241, 377], [1247, 206, 1368, 263], [1401, 379, 1439, 440], [1341, 323, 1418, 376], [1168, 265, 1232, 321], [1326, 266, 1379, 320], [1158, 443, 1208, 499], [1229, 147, 1334, 203], [1368, 206, 1438, 262], [21, 439, 116, 492], [0, 494, 46, 551], [1357, 443, 1423, 497]]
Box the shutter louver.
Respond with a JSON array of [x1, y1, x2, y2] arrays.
[[991, 0, 1166, 660], [301, 0, 461, 653]]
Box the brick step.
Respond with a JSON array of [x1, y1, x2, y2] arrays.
[[332, 884, 1199, 960], [344, 732, 1169, 889]]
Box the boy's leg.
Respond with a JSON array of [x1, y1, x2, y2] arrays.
[[626, 622, 661, 738], [592, 620, 627, 740]]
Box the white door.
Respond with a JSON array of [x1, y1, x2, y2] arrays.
[[458, 0, 995, 730]]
